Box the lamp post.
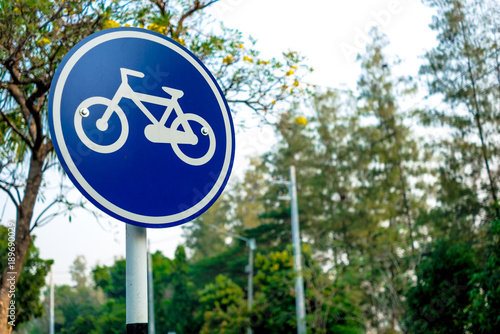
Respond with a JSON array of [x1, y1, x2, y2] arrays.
[[274, 165, 307, 334], [206, 224, 256, 334], [49, 267, 54, 334]]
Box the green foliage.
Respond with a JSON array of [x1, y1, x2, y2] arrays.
[[183, 196, 232, 262], [198, 275, 248, 334], [9, 1, 500, 333], [252, 249, 298, 333], [468, 220, 500, 333], [303, 250, 365, 334], [0, 0, 112, 162], [0, 0, 311, 329], [420, 0, 500, 221], [93, 301, 125, 334], [0, 225, 52, 326], [50, 257, 105, 334], [156, 246, 201, 334], [404, 240, 478, 333], [199, 274, 244, 311], [93, 258, 126, 301], [233, 157, 270, 230], [248, 27, 426, 332]]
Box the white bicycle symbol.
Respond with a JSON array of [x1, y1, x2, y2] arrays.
[[74, 68, 216, 166]]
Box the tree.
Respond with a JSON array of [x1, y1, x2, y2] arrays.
[[467, 219, 500, 333], [350, 28, 428, 331], [182, 196, 232, 262], [233, 157, 270, 230], [419, 0, 500, 224], [93, 258, 126, 301], [0, 225, 51, 329], [156, 245, 200, 334], [54, 256, 106, 334], [252, 249, 297, 333], [198, 274, 248, 334], [92, 258, 126, 333], [250, 246, 364, 334], [17, 256, 106, 334], [0, 0, 310, 332], [301, 245, 364, 334], [0, 0, 113, 332], [404, 240, 477, 333]]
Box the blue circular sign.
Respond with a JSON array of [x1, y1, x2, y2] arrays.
[[49, 28, 235, 228]]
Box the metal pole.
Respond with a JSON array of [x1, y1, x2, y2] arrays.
[[206, 224, 256, 334], [126, 224, 148, 334], [148, 241, 156, 334], [290, 166, 307, 334], [49, 267, 54, 334], [247, 238, 256, 334]]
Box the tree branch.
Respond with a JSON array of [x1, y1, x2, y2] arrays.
[[175, 0, 218, 37], [0, 183, 20, 209], [0, 108, 34, 149]]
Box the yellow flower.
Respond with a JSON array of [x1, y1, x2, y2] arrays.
[[238, 43, 244, 48], [37, 37, 51, 46], [293, 79, 299, 87], [243, 56, 253, 63], [222, 55, 233, 65], [271, 100, 276, 104], [295, 116, 307, 126], [102, 20, 120, 30], [13, 7, 21, 13], [123, 24, 131, 27], [147, 23, 166, 35], [175, 38, 185, 46], [291, 65, 298, 70], [286, 69, 294, 76]]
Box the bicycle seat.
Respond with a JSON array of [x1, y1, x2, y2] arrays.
[[162, 87, 184, 98]]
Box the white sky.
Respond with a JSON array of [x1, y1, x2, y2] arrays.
[[0, 0, 437, 285]]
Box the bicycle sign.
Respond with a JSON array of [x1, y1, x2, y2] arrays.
[[49, 28, 235, 228], [75, 67, 216, 166]]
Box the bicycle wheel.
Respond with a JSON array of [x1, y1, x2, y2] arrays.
[[171, 114, 216, 166], [74, 96, 129, 154]]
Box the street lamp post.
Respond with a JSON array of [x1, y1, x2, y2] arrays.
[[50, 267, 54, 334], [206, 224, 256, 334], [246, 238, 256, 334], [274, 165, 307, 334]]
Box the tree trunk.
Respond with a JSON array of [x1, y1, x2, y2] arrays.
[[461, 21, 500, 220], [0, 151, 46, 334]]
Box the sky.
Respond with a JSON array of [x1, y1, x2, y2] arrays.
[[0, 0, 437, 285]]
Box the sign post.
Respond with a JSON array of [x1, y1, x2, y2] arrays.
[[147, 241, 156, 334], [126, 225, 148, 333], [49, 28, 235, 333]]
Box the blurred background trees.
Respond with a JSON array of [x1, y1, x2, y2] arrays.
[[5, 0, 500, 333]]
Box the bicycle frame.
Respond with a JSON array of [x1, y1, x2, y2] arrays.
[[96, 68, 197, 145]]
